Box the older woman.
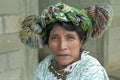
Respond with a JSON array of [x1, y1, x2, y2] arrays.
[[19, 3, 113, 80]]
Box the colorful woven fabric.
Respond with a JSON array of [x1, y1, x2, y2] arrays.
[[84, 5, 113, 38], [19, 15, 43, 48], [19, 3, 113, 48]]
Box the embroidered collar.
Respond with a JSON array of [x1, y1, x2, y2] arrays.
[[63, 51, 89, 72]]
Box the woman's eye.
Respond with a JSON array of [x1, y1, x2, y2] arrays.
[[67, 36, 75, 40], [51, 36, 58, 40]]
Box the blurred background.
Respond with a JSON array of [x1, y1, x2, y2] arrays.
[[0, 0, 120, 80]]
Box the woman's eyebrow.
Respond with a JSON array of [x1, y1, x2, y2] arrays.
[[49, 34, 58, 37], [66, 33, 77, 37]]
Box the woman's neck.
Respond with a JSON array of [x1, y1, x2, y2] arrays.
[[55, 54, 81, 70]]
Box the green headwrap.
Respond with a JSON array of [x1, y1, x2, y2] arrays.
[[19, 3, 113, 48]]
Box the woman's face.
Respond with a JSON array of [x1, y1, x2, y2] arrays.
[[48, 25, 82, 68]]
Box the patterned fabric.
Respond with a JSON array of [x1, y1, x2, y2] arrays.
[[33, 51, 109, 80]]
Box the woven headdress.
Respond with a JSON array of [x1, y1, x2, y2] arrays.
[[19, 3, 113, 48]]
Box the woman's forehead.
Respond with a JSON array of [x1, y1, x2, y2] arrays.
[[50, 26, 77, 36]]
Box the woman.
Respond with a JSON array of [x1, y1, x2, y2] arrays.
[[19, 3, 113, 80]]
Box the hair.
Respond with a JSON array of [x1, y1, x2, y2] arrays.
[[43, 21, 88, 45]]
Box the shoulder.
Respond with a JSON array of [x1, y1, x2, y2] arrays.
[[80, 51, 105, 72], [33, 54, 54, 79], [78, 51, 109, 79], [81, 51, 102, 66], [39, 54, 54, 65], [36, 54, 54, 70]]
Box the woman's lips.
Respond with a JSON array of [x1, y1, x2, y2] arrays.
[[56, 54, 69, 59], [57, 54, 69, 56]]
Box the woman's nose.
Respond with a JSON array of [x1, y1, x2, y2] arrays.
[[59, 39, 67, 50]]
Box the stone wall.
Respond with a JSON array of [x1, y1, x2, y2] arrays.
[[108, 0, 120, 70], [107, 0, 120, 79], [0, 0, 39, 80]]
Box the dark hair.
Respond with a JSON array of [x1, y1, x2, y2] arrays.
[[42, 21, 88, 45]]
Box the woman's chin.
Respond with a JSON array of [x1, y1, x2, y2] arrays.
[[56, 59, 72, 68]]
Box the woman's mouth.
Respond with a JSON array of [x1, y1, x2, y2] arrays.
[[56, 54, 69, 59], [57, 54, 69, 56]]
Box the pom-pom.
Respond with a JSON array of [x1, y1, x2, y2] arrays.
[[85, 5, 113, 38], [19, 15, 44, 48]]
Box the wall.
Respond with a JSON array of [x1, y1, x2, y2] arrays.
[[0, 0, 39, 80], [108, 0, 120, 79]]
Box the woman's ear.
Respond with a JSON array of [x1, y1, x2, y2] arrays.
[[80, 39, 84, 45], [84, 5, 113, 38]]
